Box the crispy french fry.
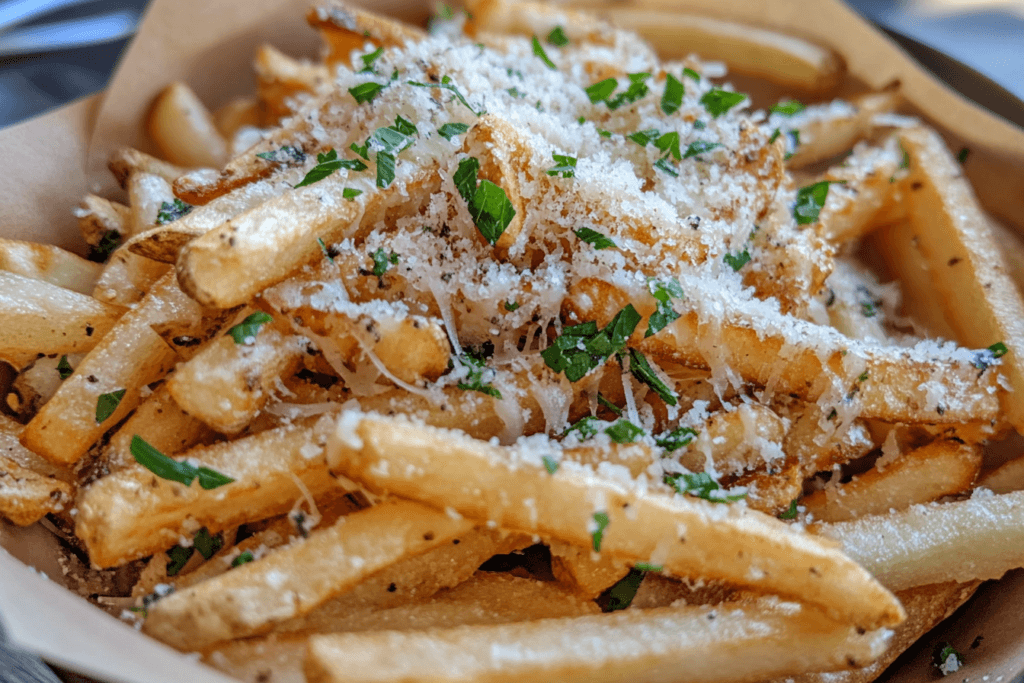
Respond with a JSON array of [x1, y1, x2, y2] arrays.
[[549, 538, 631, 599], [92, 244, 172, 307], [0, 414, 62, 479], [21, 273, 203, 466], [147, 82, 228, 168], [307, 0, 426, 66], [107, 147, 186, 189], [0, 238, 102, 294], [0, 455, 74, 526], [818, 489, 1024, 591], [979, 454, 1024, 494], [76, 413, 342, 567], [142, 500, 474, 650], [126, 172, 176, 238], [75, 194, 129, 250], [328, 414, 905, 630], [0, 271, 124, 363], [783, 92, 900, 168], [678, 403, 787, 476], [305, 597, 893, 683], [900, 126, 1024, 431], [255, 44, 330, 123], [802, 439, 981, 523], [816, 138, 903, 244], [212, 97, 260, 139]]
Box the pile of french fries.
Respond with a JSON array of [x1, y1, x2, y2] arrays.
[[4, 0, 1024, 681]]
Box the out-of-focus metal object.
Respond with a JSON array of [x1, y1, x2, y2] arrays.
[[0, 0, 140, 58]]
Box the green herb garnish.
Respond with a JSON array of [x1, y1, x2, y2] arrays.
[[700, 88, 746, 118], [359, 46, 384, 73], [770, 100, 805, 116], [574, 227, 615, 249], [605, 568, 645, 611], [598, 393, 622, 416], [664, 471, 745, 503], [343, 188, 363, 200], [932, 642, 964, 676], [547, 26, 569, 46], [547, 153, 577, 178], [294, 149, 349, 188], [57, 355, 73, 380], [957, 147, 970, 164], [683, 67, 700, 82], [317, 237, 334, 263], [166, 545, 192, 576], [645, 278, 683, 338], [605, 418, 645, 444], [607, 73, 650, 110], [661, 73, 684, 115], [591, 511, 610, 551], [654, 132, 682, 160], [654, 426, 698, 452], [349, 81, 387, 104], [541, 305, 641, 381], [456, 353, 502, 399], [532, 35, 556, 69], [437, 122, 470, 141], [504, 301, 520, 312], [156, 198, 193, 225], [193, 528, 223, 560], [564, 415, 603, 440], [231, 551, 254, 568], [779, 499, 799, 519], [371, 248, 399, 277], [130, 435, 234, 489], [256, 146, 305, 164], [654, 157, 678, 176], [95, 389, 126, 423], [228, 311, 273, 345], [408, 76, 484, 116], [628, 128, 660, 146], [628, 348, 678, 406], [683, 140, 722, 159], [724, 249, 751, 271], [88, 230, 121, 262], [542, 455, 560, 474], [453, 157, 516, 245], [793, 180, 841, 225], [376, 152, 396, 188], [585, 78, 618, 104]]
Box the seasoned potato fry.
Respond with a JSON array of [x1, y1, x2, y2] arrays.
[[305, 597, 893, 683], [783, 92, 900, 168], [143, 500, 474, 650], [255, 44, 330, 123], [0, 454, 74, 526], [146, 81, 228, 168], [107, 147, 185, 189], [0, 238, 102, 294], [549, 539, 631, 599], [75, 194, 129, 249], [307, 0, 426, 65], [212, 97, 260, 139], [979, 454, 1024, 494]]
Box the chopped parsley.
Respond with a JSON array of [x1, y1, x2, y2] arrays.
[[932, 642, 964, 676], [228, 311, 273, 344], [574, 227, 616, 249], [453, 157, 517, 245], [95, 389, 126, 423], [653, 157, 678, 177], [634, 562, 663, 572], [661, 73, 684, 115], [664, 471, 746, 503], [779, 499, 799, 520], [542, 455, 559, 474], [645, 278, 683, 337], [317, 237, 334, 263], [57, 355, 73, 380], [504, 300, 520, 312], [456, 353, 502, 399], [371, 248, 399, 277], [591, 511, 610, 551], [654, 132, 682, 160], [683, 67, 700, 82], [974, 341, 1008, 371], [88, 229, 121, 262], [437, 122, 470, 141], [958, 147, 971, 164], [692, 120, 706, 130], [231, 550, 254, 568], [724, 249, 751, 272], [408, 76, 484, 116], [531, 36, 556, 69], [605, 418, 645, 444], [350, 141, 369, 160], [770, 100, 805, 116], [793, 180, 842, 225], [166, 545, 192, 576], [156, 198, 193, 225], [564, 415, 602, 440], [628, 128, 660, 146], [605, 568, 645, 611], [856, 285, 881, 318], [130, 435, 234, 489], [349, 80, 387, 104], [358, 46, 384, 73], [989, 341, 1009, 357], [628, 348, 678, 406], [507, 86, 525, 99], [598, 393, 622, 416], [376, 152, 396, 188], [256, 145, 305, 164], [700, 88, 746, 118], [193, 527, 223, 560], [858, 371, 869, 383], [541, 305, 640, 381], [654, 426, 698, 452], [682, 140, 722, 159], [588, 73, 651, 110], [390, 115, 418, 136], [294, 149, 357, 189], [769, 128, 781, 144], [585, 78, 618, 104], [783, 129, 801, 160], [343, 188, 362, 200], [546, 153, 577, 178], [546, 26, 569, 46]]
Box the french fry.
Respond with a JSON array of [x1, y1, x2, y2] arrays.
[[126, 172, 176, 237], [0, 455, 74, 526], [0, 238, 102, 294], [783, 92, 900, 168], [549, 539, 631, 599], [732, 458, 804, 516], [327, 414, 905, 630], [255, 44, 330, 123], [307, 0, 426, 66], [818, 489, 1024, 590], [678, 403, 787, 476], [107, 147, 186, 189], [21, 273, 203, 466], [76, 413, 343, 567], [75, 194, 129, 250], [0, 271, 124, 363], [305, 597, 893, 683], [212, 97, 260, 139], [142, 499, 474, 650], [979, 454, 1024, 494], [802, 439, 981, 523], [899, 126, 1024, 432], [0, 414, 62, 479], [92, 247, 172, 307], [146, 82, 228, 168], [7, 355, 81, 421], [816, 138, 903, 244]]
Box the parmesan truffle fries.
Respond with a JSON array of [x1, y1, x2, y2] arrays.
[[3, 1, 1024, 682]]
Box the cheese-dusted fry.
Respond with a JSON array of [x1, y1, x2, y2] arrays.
[[76, 194, 129, 252], [900, 126, 1024, 431], [305, 597, 893, 683], [461, 115, 528, 252], [816, 137, 903, 243], [979, 454, 1024, 494], [733, 458, 804, 516], [92, 246, 171, 307], [0, 271, 124, 363], [678, 403, 787, 476], [21, 273, 204, 466], [212, 97, 260, 139], [76, 413, 342, 567], [167, 325, 309, 434], [307, 0, 426, 66], [549, 539, 631, 598], [142, 500, 474, 650], [146, 82, 228, 168], [802, 439, 981, 523], [328, 414, 905, 630], [780, 91, 900, 169], [107, 147, 186, 189], [0, 414, 62, 479], [818, 489, 1024, 591], [255, 44, 330, 123], [0, 455, 74, 526], [0, 238, 102, 294], [126, 172, 177, 238]]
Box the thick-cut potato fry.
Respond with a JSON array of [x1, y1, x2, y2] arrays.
[[126, 172, 176, 238], [783, 407, 876, 478], [549, 538, 632, 599], [732, 458, 804, 516], [584, 7, 844, 94], [305, 597, 892, 683], [328, 414, 905, 630], [816, 139, 903, 244], [212, 97, 260, 139], [92, 245, 172, 307], [146, 82, 228, 168], [207, 571, 598, 683], [630, 572, 734, 610], [307, 0, 426, 66], [783, 92, 900, 168], [802, 439, 981, 522], [0, 271, 124, 363], [460, 116, 528, 251], [900, 126, 1024, 432], [818, 489, 1024, 590], [979, 454, 1024, 494], [107, 147, 185, 189], [167, 326, 308, 434], [20, 273, 203, 466], [143, 500, 474, 650], [0, 454, 74, 526], [678, 403, 787, 476], [75, 194, 129, 249], [255, 44, 330, 123], [76, 414, 342, 567], [0, 414, 61, 479], [0, 238, 102, 294]]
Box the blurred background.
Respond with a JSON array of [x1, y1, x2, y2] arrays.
[[0, 0, 1022, 129]]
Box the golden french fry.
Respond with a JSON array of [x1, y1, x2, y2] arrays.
[[783, 92, 900, 168], [255, 44, 330, 123], [816, 138, 903, 244], [143, 500, 474, 650], [900, 126, 1024, 432], [107, 147, 185, 189], [212, 97, 261, 139], [0, 455, 74, 526], [549, 539, 631, 599], [0, 238, 102, 294], [92, 244, 172, 307], [147, 82, 228, 168], [802, 439, 981, 523], [0, 414, 62, 479], [979, 454, 1024, 494], [75, 194, 129, 250], [305, 597, 893, 683], [328, 414, 905, 630], [307, 0, 426, 66]]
